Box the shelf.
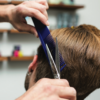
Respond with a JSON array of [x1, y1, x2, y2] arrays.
[[0, 0, 8, 4], [9, 29, 52, 34], [49, 4, 84, 10], [11, 1, 22, 5], [0, 1, 84, 10], [0, 29, 52, 34], [8, 56, 33, 61], [0, 56, 34, 61], [0, 29, 8, 33], [0, 57, 8, 61], [9, 29, 29, 34]]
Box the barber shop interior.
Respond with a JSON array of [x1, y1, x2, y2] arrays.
[[0, 0, 100, 100]]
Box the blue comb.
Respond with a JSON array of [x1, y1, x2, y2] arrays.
[[32, 17, 66, 71]]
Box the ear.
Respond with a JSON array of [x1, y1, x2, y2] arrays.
[[28, 55, 38, 72]]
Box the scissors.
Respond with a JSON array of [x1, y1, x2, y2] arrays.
[[46, 38, 60, 79]]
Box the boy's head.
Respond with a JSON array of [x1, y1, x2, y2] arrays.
[[25, 24, 100, 100]]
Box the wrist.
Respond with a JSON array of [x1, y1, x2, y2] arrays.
[[7, 4, 15, 22]]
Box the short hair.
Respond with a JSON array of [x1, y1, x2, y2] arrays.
[[25, 24, 100, 100]]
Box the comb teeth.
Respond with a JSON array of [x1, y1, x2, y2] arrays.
[[44, 34, 66, 67], [32, 17, 66, 71]]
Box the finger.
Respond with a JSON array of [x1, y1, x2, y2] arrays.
[[24, 2, 48, 19], [56, 87, 76, 100], [32, 2, 48, 19], [49, 95, 69, 100], [23, 24, 38, 37], [36, 0, 49, 9], [38, 78, 69, 87], [18, 23, 38, 37], [22, 7, 49, 26]]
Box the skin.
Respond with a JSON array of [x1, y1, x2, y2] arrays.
[[0, 0, 49, 37], [0, 0, 77, 99], [24, 55, 77, 100], [18, 78, 76, 100]]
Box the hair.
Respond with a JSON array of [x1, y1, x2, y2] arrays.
[[25, 24, 100, 100]]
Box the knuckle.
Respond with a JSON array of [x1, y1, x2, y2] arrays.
[[17, 27, 23, 32], [70, 87, 76, 96], [37, 78, 57, 94], [32, 9, 39, 15], [44, 85, 56, 93], [16, 6, 23, 14], [62, 79, 69, 86], [40, 6, 46, 11], [17, 6, 23, 11]]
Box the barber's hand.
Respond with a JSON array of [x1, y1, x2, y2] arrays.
[[8, 0, 49, 37], [16, 78, 76, 100]]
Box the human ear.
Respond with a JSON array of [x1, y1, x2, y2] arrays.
[[28, 55, 38, 72]]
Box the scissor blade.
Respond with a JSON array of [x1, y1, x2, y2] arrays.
[[46, 44, 60, 79], [55, 37, 60, 74]]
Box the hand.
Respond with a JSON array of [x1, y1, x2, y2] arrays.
[[16, 78, 76, 100], [7, 0, 49, 37]]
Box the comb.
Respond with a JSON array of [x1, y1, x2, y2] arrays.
[[32, 17, 66, 71]]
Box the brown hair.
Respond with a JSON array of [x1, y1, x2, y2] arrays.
[[25, 24, 100, 100]]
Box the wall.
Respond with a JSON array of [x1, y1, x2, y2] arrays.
[[75, 0, 100, 29], [0, 0, 100, 100], [75, 0, 100, 99], [0, 20, 40, 100]]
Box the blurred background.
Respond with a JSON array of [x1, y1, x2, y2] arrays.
[[0, 0, 100, 100]]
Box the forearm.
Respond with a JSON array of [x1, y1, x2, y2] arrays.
[[0, 5, 15, 22], [0, 0, 49, 36]]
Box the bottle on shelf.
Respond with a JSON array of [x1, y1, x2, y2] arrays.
[[62, 0, 70, 5], [48, 0, 63, 4], [57, 12, 79, 28], [57, 13, 63, 28], [12, 45, 23, 57], [62, 13, 69, 28], [70, 0, 74, 5], [62, 0, 74, 5]]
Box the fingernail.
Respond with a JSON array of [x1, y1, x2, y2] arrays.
[[46, 21, 49, 26]]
